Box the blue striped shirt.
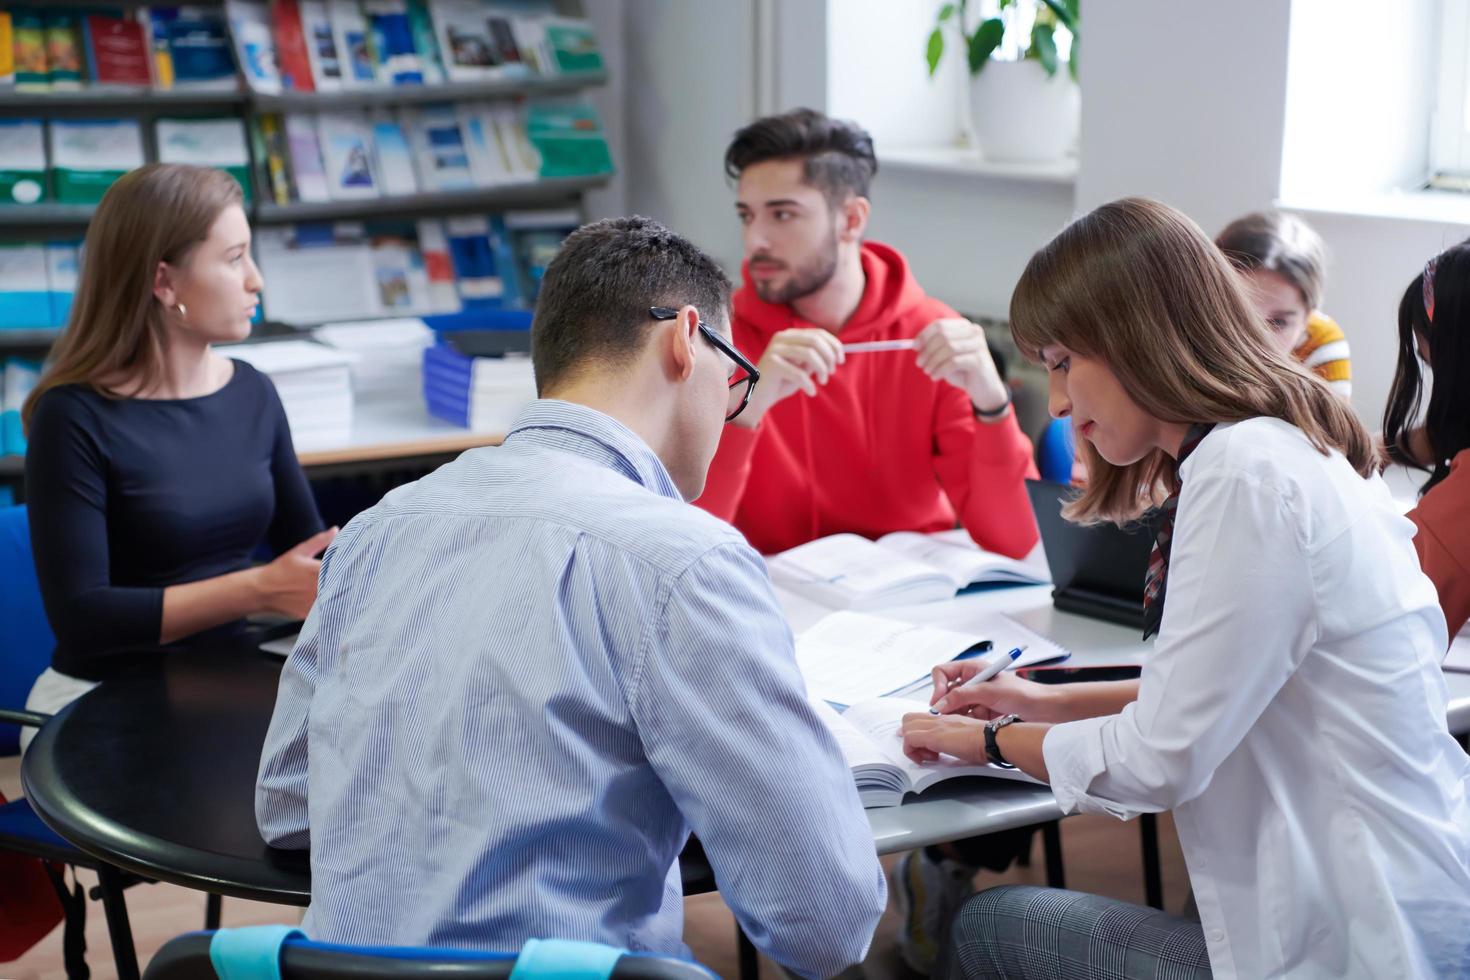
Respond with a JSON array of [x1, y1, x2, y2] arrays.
[[256, 400, 886, 977]]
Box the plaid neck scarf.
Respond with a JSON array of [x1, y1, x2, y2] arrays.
[[1142, 422, 1216, 640]]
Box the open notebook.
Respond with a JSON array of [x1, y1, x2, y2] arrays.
[[768, 529, 1046, 609], [812, 696, 1042, 808], [796, 611, 1070, 707]]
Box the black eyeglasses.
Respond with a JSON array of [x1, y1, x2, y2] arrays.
[[650, 307, 760, 422]]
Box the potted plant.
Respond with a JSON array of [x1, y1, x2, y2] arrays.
[[926, 0, 1079, 164]]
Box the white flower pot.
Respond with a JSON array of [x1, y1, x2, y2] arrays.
[[967, 59, 1079, 163]]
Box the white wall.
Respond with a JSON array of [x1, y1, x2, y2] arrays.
[[827, 0, 966, 148], [617, 0, 756, 272], [1075, 1, 1293, 235]]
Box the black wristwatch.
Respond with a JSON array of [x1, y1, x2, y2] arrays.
[[984, 714, 1020, 769], [972, 389, 1013, 422]]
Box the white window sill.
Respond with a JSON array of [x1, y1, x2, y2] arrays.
[[880, 145, 1078, 187], [1278, 187, 1470, 227]]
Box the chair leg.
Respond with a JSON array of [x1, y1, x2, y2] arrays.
[[1140, 813, 1164, 910], [736, 924, 758, 980], [96, 865, 140, 980], [1042, 820, 1066, 889], [43, 864, 90, 980], [204, 892, 223, 930]]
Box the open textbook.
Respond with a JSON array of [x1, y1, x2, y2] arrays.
[[768, 529, 1046, 609], [796, 610, 1070, 708], [812, 696, 1042, 808]]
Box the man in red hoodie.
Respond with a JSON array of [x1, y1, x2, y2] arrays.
[[698, 109, 1043, 974], [696, 109, 1039, 560]]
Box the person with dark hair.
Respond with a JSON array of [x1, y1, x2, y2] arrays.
[[699, 108, 1041, 973], [1385, 243, 1470, 635], [257, 216, 886, 975], [698, 108, 1039, 561], [21, 163, 331, 752]]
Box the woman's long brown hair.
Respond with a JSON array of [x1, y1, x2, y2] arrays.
[[22, 163, 244, 431], [1010, 197, 1374, 525]]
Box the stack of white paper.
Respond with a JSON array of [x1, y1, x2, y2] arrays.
[[312, 317, 433, 391], [221, 340, 355, 451]]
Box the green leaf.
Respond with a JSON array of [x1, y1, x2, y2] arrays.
[[926, 27, 945, 77], [1069, 34, 1079, 82], [1032, 22, 1058, 76], [937, 2, 956, 21], [1037, 0, 1076, 32], [968, 17, 1004, 75]]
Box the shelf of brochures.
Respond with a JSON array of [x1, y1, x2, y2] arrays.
[[0, 70, 606, 115], [0, 329, 63, 347], [0, 204, 100, 228], [252, 174, 608, 224], [0, 174, 607, 229], [251, 70, 607, 111], [0, 89, 248, 112]]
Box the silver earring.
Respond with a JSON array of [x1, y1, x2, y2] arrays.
[[175, 302, 187, 319]]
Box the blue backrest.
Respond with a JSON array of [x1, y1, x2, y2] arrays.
[[0, 505, 56, 756], [142, 929, 720, 980], [1036, 417, 1076, 486]]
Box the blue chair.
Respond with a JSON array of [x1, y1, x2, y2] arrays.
[[143, 929, 719, 980], [1036, 417, 1076, 485], [0, 503, 155, 979]]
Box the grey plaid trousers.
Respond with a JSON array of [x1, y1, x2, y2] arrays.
[[941, 885, 1213, 980]]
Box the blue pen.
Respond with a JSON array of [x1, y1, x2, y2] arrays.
[[930, 645, 1027, 714]]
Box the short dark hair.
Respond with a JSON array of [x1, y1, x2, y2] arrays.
[[724, 108, 878, 206], [531, 216, 733, 394]]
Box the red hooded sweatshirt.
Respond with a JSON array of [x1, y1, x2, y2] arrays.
[[696, 241, 1040, 558]]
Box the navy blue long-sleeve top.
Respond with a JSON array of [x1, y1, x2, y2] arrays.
[[25, 359, 324, 681]]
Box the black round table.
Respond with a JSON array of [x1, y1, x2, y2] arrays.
[[22, 650, 312, 905]]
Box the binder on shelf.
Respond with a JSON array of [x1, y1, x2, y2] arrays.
[[525, 100, 612, 178], [368, 110, 419, 195], [149, 6, 237, 91], [13, 9, 49, 91], [81, 12, 153, 88], [298, 0, 342, 91], [44, 241, 80, 328], [403, 0, 444, 85], [316, 111, 380, 199], [2, 359, 41, 456], [0, 12, 14, 88], [0, 243, 51, 329], [0, 120, 48, 206], [283, 113, 331, 201], [43, 11, 85, 89], [405, 103, 474, 191], [156, 117, 253, 201], [48, 119, 145, 204], [364, 0, 423, 86], [227, 0, 283, 95], [271, 0, 316, 92], [328, 0, 378, 88]]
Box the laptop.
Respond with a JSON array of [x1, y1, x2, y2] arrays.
[[1025, 479, 1162, 630]]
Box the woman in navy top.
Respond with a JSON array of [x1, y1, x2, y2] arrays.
[[20, 164, 334, 742]]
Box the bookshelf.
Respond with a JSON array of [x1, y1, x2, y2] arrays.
[[0, 0, 611, 496]]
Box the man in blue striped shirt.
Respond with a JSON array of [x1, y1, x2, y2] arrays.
[[256, 216, 886, 977]]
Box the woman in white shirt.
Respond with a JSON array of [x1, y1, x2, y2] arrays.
[[900, 197, 1470, 979]]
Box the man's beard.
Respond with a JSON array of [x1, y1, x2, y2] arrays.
[[753, 232, 840, 305]]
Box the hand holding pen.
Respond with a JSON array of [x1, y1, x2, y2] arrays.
[[928, 647, 1029, 718]]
